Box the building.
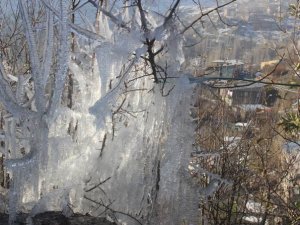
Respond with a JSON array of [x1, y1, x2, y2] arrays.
[[204, 60, 244, 78], [230, 83, 278, 106], [231, 83, 265, 105]]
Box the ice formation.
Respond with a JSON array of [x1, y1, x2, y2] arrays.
[[0, 1, 226, 224]]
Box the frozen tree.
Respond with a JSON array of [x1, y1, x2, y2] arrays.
[[0, 0, 70, 223], [0, 0, 237, 224]]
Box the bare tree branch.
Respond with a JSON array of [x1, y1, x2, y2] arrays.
[[136, 0, 149, 33], [0, 61, 34, 118], [181, 0, 237, 34], [41, 10, 54, 88], [163, 0, 181, 27], [40, 0, 105, 40], [87, 0, 130, 31], [19, 0, 46, 112], [48, 0, 70, 118]]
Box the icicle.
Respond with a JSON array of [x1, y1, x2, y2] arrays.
[[97, 11, 113, 40]]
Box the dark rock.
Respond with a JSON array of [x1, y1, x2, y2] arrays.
[[0, 214, 8, 225], [32, 212, 70, 225], [0, 212, 116, 225]]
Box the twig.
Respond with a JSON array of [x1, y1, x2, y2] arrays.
[[181, 0, 237, 34], [84, 176, 111, 192], [98, 133, 107, 158], [83, 195, 143, 225]]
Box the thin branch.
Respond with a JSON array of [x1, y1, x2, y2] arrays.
[[136, 0, 149, 32], [190, 56, 296, 89], [112, 97, 127, 116], [97, 133, 107, 158], [163, 0, 181, 27], [40, 0, 105, 40], [84, 176, 111, 192], [87, 0, 130, 31], [215, 0, 237, 27], [83, 195, 143, 225], [192, 76, 300, 88], [181, 0, 237, 34], [127, 74, 155, 83]]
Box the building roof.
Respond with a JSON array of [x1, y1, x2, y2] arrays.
[[230, 82, 266, 90], [211, 59, 244, 66], [238, 104, 270, 111]]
